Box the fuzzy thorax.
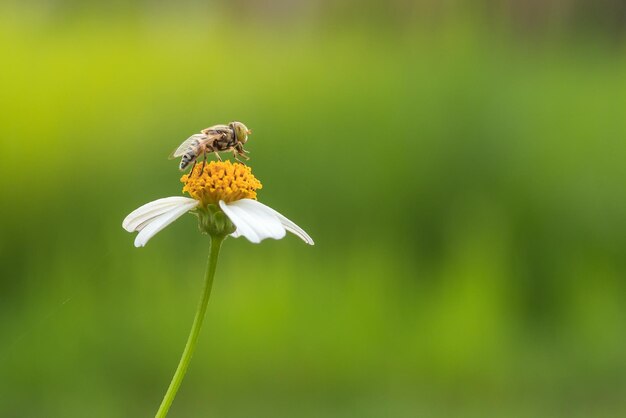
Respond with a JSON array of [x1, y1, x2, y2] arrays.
[[181, 161, 262, 206]]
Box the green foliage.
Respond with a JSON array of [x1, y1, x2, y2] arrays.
[[1, 10, 625, 418]]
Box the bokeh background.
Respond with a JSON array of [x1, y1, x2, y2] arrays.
[[1, 1, 626, 417]]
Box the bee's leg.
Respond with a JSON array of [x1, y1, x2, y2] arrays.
[[188, 160, 197, 177], [233, 149, 248, 165], [236, 144, 250, 154], [235, 145, 250, 160], [213, 151, 222, 162], [233, 150, 243, 164], [201, 151, 207, 173]]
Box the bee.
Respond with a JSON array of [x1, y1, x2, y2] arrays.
[[170, 121, 251, 173]]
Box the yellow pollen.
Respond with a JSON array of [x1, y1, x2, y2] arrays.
[[181, 161, 262, 206]]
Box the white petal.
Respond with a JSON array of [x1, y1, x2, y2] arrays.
[[123, 197, 198, 232], [221, 199, 313, 245], [133, 199, 198, 247], [265, 206, 314, 245], [219, 199, 286, 244]]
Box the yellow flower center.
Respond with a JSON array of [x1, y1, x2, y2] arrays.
[[181, 161, 262, 206]]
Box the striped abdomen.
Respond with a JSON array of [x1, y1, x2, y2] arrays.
[[179, 151, 197, 170], [179, 137, 203, 170]]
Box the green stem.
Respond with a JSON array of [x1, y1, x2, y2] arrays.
[[155, 235, 224, 418]]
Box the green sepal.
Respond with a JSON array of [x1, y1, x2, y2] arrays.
[[195, 204, 236, 238]]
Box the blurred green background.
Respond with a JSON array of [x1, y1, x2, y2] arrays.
[[1, 1, 626, 417]]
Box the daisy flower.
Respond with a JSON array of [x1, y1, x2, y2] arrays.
[[122, 161, 313, 247], [122, 160, 313, 418]]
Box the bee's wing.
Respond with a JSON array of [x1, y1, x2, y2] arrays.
[[168, 134, 206, 159]]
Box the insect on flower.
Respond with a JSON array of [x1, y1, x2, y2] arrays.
[[170, 121, 251, 174], [123, 161, 314, 247]]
